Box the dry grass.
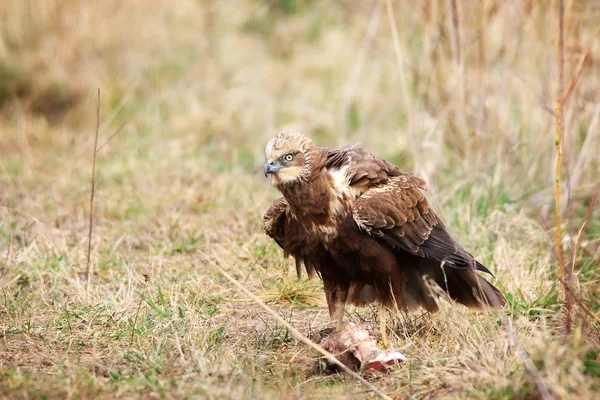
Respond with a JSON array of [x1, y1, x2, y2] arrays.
[[1, 0, 600, 398]]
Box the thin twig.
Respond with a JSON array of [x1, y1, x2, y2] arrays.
[[207, 254, 393, 400], [130, 274, 149, 344], [555, 0, 570, 334], [509, 69, 557, 118], [96, 122, 127, 154], [131, 294, 143, 344], [560, 276, 600, 326], [34, 120, 126, 198], [86, 89, 101, 285], [561, 50, 591, 104]]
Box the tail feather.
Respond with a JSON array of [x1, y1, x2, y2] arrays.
[[444, 269, 506, 309], [403, 260, 506, 311], [342, 248, 506, 313]]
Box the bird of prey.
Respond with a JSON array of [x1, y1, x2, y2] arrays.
[[262, 132, 505, 336]]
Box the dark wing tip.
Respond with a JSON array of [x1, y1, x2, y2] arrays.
[[475, 260, 494, 277]]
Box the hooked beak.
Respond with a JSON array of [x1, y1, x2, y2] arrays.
[[264, 160, 281, 177]]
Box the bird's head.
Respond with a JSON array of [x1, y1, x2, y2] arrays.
[[264, 132, 315, 187]]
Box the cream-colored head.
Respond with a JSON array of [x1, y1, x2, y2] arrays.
[[264, 132, 315, 187]]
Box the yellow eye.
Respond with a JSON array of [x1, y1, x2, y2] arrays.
[[284, 153, 294, 162]]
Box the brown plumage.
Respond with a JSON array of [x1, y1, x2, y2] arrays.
[[263, 132, 506, 327]]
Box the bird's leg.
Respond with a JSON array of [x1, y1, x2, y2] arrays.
[[336, 302, 346, 330], [325, 281, 348, 331], [334, 286, 349, 331], [379, 307, 389, 348]]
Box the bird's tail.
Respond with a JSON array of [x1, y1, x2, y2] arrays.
[[401, 264, 506, 312], [440, 269, 506, 310]]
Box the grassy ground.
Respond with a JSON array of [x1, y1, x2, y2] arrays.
[[1, 1, 599, 398]]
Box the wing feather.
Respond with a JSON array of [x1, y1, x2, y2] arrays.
[[263, 196, 354, 317], [263, 197, 326, 279], [325, 144, 401, 193], [263, 197, 288, 250], [352, 175, 493, 275]]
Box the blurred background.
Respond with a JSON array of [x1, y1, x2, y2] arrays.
[[1, 1, 599, 398], [1, 1, 598, 208]]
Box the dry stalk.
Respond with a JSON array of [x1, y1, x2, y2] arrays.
[[560, 277, 600, 326], [206, 253, 393, 400], [561, 180, 600, 326], [131, 293, 143, 344], [86, 88, 101, 285], [561, 50, 590, 104], [96, 122, 127, 153], [554, 0, 570, 334]]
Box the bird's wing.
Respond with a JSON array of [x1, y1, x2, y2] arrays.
[[263, 197, 326, 279], [263, 197, 288, 250], [352, 175, 492, 274], [325, 144, 402, 194], [263, 196, 353, 317]]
